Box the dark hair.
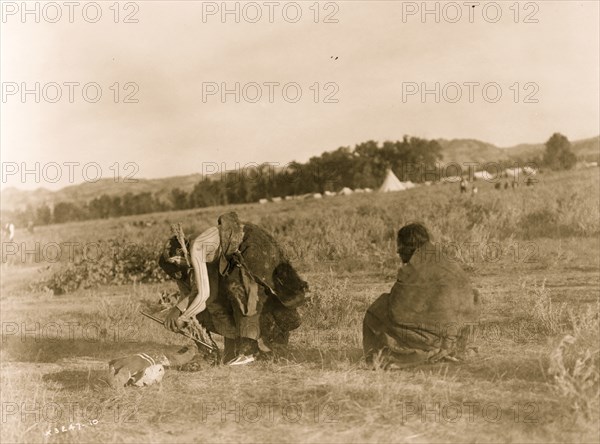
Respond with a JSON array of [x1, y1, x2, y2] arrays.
[[397, 223, 430, 263], [158, 235, 191, 280]]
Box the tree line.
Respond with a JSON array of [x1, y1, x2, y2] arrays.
[[2, 133, 580, 227]]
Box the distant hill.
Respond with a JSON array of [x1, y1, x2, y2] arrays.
[[436, 136, 599, 166], [500, 136, 600, 162], [1, 173, 202, 212], [435, 139, 509, 164], [2, 135, 598, 212]]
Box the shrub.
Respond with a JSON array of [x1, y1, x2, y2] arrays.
[[34, 239, 167, 294], [548, 335, 599, 418]]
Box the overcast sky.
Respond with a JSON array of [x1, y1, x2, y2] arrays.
[[1, 0, 599, 190]]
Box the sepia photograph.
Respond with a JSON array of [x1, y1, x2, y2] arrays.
[[1, 1, 599, 442]]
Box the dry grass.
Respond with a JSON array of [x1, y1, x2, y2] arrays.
[[1, 168, 599, 443], [548, 335, 599, 419]]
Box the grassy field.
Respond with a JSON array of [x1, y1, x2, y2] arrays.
[[1, 168, 599, 443]]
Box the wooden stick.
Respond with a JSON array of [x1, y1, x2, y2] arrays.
[[140, 310, 216, 353], [170, 223, 191, 267]]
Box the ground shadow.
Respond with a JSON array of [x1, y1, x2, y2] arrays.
[[272, 345, 365, 368], [1, 337, 184, 363], [3, 337, 548, 383], [42, 369, 108, 391]]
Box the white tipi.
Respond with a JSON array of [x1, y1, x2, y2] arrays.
[[378, 169, 406, 192]]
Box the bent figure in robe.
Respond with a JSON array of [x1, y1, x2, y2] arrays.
[[159, 212, 308, 366]]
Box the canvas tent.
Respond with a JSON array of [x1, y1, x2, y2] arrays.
[[444, 176, 462, 183], [505, 167, 522, 178], [474, 170, 495, 181], [379, 169, 407, 192]]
